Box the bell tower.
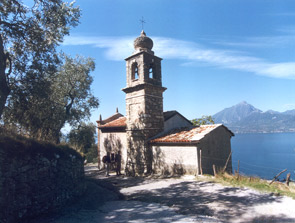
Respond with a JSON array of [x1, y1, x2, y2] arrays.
[[122, 30, 166, 175]]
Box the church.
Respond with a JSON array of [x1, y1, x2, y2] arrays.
[[97, 30, 234, 176]]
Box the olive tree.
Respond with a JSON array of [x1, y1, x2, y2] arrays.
[[0, 0, 80, 119], [4, 54, 99, 143], [68, 122, 96, 154], [191, 115, 215, 126]]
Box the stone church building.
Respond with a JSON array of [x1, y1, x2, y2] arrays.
[[97, 31, 234, 176]]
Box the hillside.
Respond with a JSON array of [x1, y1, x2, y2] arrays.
[[213, 101, 262, 124], [213, 102, 295, 133]]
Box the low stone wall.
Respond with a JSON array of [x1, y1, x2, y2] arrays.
[[0, 135, 85, 223]]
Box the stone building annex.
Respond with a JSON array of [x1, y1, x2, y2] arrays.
[[97, 30, 234, 176]]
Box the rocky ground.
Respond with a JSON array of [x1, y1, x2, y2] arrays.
[[33, 164, 295, 223]]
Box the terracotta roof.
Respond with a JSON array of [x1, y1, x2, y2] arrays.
[[97, 113, 123, 124], [150, 124, 227, 143], [99, 116, 126, 128], [97, 111, 187, 129]]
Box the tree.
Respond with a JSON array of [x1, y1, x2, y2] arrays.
[[4, 54, 99, 143], [51, 54, 99, 141], [68, 122, 98, 163], [191, 115, 215, 126], [0, 0, 80, 119], [68, 122, 96, 154]]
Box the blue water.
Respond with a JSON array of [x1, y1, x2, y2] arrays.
[[231, 132, 295, 181]]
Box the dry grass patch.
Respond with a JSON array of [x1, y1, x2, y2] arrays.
[[196, 172, 295, 199]]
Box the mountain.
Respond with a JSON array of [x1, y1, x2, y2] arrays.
[[264, 110, 280, 115], [213, 101, 262, 124], [283, 109, 295, 116], [213, 102, 295, 133]]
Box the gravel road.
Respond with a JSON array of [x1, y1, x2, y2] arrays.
[[34, 164, 295, 223]]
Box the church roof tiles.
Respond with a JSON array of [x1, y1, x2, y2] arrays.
[[150, 124, 233, 144], [98, 116, 126, 128]]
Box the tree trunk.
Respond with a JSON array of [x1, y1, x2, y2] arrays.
[[0, 35, 10, 119]]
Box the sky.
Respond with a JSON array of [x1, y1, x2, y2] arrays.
[[60, 0, 295, 124]]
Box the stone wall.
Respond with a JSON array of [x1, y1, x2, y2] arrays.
[[198, 126, 233, 175], [0, 136, 85, 223]]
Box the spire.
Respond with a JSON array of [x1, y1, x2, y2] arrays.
[[116, 107, 119, 113], [140, 30, 146, 37]]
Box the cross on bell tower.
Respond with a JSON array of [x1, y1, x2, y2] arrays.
[[122, 30, 167, 175], [139, 17, 145, 30]]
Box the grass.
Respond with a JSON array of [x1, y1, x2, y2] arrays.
[[0, 127, 82, 161], [197, 172, 295, 199]]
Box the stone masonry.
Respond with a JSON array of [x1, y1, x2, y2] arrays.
[[122, 31, 166, 175], [0, 136, 85, 223]]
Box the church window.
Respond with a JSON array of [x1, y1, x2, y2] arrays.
[[149, 64, 154, 79], [131, 62, 139, 80]]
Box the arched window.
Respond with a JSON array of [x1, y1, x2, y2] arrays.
[[131, 62, 139, 80], [149, 64, 154, 79]]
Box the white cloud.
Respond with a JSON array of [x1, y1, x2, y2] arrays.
[[63, 35, 295, 79], [277, 26, 295, 35], [63, 36, 134, 61], [262, 63, 295, 79], [214, 35, 295, 48]]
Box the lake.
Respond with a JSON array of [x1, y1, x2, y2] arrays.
[[231, 132, 295, 181]]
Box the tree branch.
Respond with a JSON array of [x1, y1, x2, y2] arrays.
[[0, 20, 18, 29]]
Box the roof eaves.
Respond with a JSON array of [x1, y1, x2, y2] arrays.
[[150, 139, 199, 145], [99, 125, 126, 129], [221, 124, 235, 136], [97, 113, 124, 126], [164, 110, 193, 125]]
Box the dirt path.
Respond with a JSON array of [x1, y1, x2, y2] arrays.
[[35, 165, 295, 223]]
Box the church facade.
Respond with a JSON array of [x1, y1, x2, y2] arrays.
[[97, 31, 234, 176]]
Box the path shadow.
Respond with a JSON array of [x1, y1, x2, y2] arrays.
[[251, 215, 295, 223], [94, 200, 220, 223], [30, 166, 294, 223], [123, 180, 289, 222], [28, 177, 124, 223]]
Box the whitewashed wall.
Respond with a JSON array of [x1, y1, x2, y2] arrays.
[[152, 145, 198, 175], [99, 131, 127, 169]]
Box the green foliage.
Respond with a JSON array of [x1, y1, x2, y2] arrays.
[[52, 54, 99, 127], [68, 122, 96, 154], [84, 145, 98, 163], [0, 0, 80, 119], [68, 122, 98, 163], [191, 115, 215, 126], [3, 55, 99, 143]]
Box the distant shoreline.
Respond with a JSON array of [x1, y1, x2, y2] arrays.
[[231, 130, 295, 134]]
